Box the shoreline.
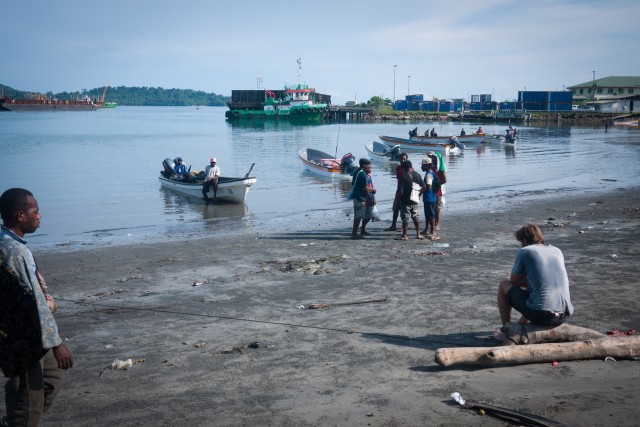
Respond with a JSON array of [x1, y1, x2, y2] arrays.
[[12, 187, 640, 426]]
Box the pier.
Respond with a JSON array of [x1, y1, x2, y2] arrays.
[[327, 106, 375, 121]]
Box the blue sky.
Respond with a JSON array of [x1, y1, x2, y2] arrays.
[[2, 0, 639, 104]]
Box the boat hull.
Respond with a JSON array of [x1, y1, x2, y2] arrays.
[[378, 136, 461, 154], [159, 176, 256, 204], [410, 134, 488, 144], [1, 98, 103, 111], [298, 148, 352, 179], [365, 141, 402, 164]]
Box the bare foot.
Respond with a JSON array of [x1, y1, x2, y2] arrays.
[[395, 235, 409, 241], [361, 230, 372, 236]]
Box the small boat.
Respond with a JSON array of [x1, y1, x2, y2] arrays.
[[103, 102, 118, 108], [365, 141, 403, 163], [378, 135, 462, 154], [409, 133, 489, 144], [159, 158, 256, 204], [613, 120, 639, 127], [298, 148, 358, 179]]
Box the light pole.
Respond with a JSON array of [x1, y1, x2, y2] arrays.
[[592, 70, 596, 101], [393, 65, 397, 103], [408, 75, 411, 96]]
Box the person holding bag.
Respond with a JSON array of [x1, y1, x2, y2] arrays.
[[350, 159, 376, 239], [397, 160, 424, 241]]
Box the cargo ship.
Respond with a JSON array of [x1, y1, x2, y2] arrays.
[[1, 95, 104, 111], [225, 57, 331, 120], [0, 84, 109, 111]]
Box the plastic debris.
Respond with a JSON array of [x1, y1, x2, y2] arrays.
[[610, 254, 618, 258], [450, 392, 465, 405], [297, 304, 305, 310], [552, 361, 559, 367], [111, 359, 133, 370], [605, 356, 616, 363]]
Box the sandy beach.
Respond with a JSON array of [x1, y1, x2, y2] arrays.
[[9, 187, 640, 426]]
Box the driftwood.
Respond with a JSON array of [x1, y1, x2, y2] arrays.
[[435, 335, 640, 366], [500, 322, 605, 346]]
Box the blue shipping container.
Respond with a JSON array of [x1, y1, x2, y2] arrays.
[[438, 101, 452, 112], [520, 91, 547, 102], [523, 102, 546, 111], [548, 91, 573, 103], [406, 94, 424, 102], [499, 102, 516, 110], [453, 101, 464, 112], [394, 100, 408, 111], [409, 101, 421, 111]]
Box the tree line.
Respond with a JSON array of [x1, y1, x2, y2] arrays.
[[0, 84, 229, 106]]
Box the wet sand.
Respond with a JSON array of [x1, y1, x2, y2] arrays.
[[14, 187, 640, 426]]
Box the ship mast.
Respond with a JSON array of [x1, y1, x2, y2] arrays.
[[297, 56, 302, 87]]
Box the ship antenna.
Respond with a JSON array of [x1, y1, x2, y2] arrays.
[[297, 55, 302, 86], [333, 125, 341, 160]]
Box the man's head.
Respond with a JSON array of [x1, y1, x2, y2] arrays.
[[176, 157, 183, 164], [0, 188, 41, 237], [420, 157, 432, 171], [402, 160, 413, 172], [361, 158, 372, 173], [515, 224, 545, 247], [399, 152, 408, 163], [210, 157, 217, 164]]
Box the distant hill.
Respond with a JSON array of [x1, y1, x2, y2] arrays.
[[0, 84, 229, 106]]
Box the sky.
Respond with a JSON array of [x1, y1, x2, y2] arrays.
[[2, 0, 639, 104]]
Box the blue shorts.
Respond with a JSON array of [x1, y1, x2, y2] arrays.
[[423, 200, 436, 220], [507, 286, 569, 327]]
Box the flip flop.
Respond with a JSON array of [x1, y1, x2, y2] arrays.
[[395, 236, 409, 241], [492, 330, 506, 342]]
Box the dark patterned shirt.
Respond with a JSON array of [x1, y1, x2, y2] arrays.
[[0, 226, 61, 377]]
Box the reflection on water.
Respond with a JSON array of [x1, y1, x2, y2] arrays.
[[162, 191, 249, 222]]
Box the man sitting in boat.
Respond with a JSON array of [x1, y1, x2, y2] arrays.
[[408, 127, 418, 139], [430, 128, 437, 137], [173, 157, 187, 180], [460, 128, 466, 136], [476, 126, 483, 134], [202, 157, 220, 205]]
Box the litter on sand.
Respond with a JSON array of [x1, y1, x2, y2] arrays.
[[99, 358, 145, 378]]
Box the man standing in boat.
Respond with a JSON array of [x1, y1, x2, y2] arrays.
[[202, 157, 220, 205]]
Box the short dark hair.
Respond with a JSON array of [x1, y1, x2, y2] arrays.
[[400, 152, 408, 158], [360, 158, 371, 166], [0, 188, 34, 222], [402, 160, 412, 171], [515, 224, 545, 246]]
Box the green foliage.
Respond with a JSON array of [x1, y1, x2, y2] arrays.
[[0, 84, 229, 106]]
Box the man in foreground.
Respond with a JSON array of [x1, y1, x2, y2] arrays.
[[0, 188, 73, 426], [497, 224, 574, 329]]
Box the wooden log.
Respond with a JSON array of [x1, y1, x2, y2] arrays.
[[434, 335, 640, 367], [501, 322, 605, 346]]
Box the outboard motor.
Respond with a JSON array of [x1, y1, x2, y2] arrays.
[[340, 153, 357, 175], [389, 144, 402, 162], [449, 136, 465, 150], [161, 158, 176, 178]]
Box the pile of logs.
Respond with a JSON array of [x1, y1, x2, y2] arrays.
[[435, 323, 640, 367]]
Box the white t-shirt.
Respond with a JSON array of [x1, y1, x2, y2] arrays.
[[205, 165, 220, 181]]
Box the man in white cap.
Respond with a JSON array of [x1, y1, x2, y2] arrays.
[[203, 157, 220, 204]]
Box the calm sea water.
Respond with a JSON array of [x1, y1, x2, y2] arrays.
[[1, 107, 639, 251]]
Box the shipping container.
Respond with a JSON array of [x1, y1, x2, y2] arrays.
[[420, 101, 437, 111], [480, 94, 492, 103], [438, 101, 452, 112], [520, 91, 547, 102], [547, 91, 573, 103], [522, 102, 546, 111], [406, 94, 424, 102], [453, 101, 464, 112], [408, 101, 421, 111], [499, 102, 516, 110], [394, 100, 408, 111], [470, 95, 480, 103]]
